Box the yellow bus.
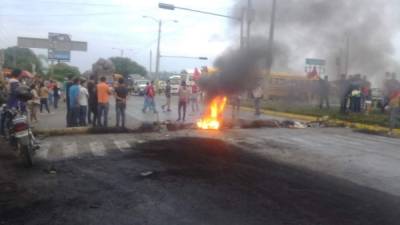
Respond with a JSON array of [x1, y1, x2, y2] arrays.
[[264, 72, 318, 101]]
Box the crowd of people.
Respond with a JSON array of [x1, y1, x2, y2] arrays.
[[141, 79, 200, 122], [0, 69, 61, 124], [65, 76, 129, 128], [1, 68, 399, 133], [64, 76, 203, 128]]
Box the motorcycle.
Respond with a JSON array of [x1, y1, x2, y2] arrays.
[[1, 90, 40, 167]]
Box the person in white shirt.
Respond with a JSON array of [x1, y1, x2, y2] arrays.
[[252, 86, 263, 116], [78, 79, 89, 126]]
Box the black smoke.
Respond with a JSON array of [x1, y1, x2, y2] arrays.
[[199, 37, 284, 98], [231, 0, 399, 81]]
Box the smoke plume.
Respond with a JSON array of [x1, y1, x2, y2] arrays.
[[199, 37, 278, 97], [231, 0, 399, 81]]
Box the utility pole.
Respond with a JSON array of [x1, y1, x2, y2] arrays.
[[149, 50, 152, 78], [155, 20, 162, 80], [344, 33, 350, 76], [266, 0, 277, 77], [246, 0, 252, 48], [240, 8, 245, 49]]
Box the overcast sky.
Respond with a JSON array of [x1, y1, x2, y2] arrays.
[[0, 0, 237, 73]]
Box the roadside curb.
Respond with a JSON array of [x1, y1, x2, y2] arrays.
[[241, 106, 400, 137]]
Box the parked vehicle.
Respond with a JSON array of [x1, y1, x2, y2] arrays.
[[0, 87, 40, 167], [133, 79, 149, 95], [169, 75, 181, 94]]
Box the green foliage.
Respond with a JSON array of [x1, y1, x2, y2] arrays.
[[109, 57, 147, 77], [3, 46, 43, 75], [51, 63, 80, 81], [242, 99, 391, 127]]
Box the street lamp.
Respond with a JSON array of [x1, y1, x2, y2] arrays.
[[161, 55, 208, 60], [142, 16, 178, 80], [159, 2, 245, 49], [112, 47, 134, 57]]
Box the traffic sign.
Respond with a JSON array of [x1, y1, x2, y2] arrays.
[[17, 33, 87, 62]]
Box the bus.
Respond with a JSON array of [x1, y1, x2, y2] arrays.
[[264, 72, 319, 101]]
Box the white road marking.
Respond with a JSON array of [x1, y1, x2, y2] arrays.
[[89, 141, 106, 157], [114, 140, 131, 152], [62, 142, 78, 158]]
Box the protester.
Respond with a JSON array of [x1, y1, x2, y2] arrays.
[[87, 77, 98, 126], [338, 74, 350, 114], [65, 77, 74, 127], [177, 81, 190, 122], [97, 76, 111, 127], [47, 80, 55, 107], [230, 93, 241, 118], [142, 81, 157, 113], [318, 76, 330, 109], [361, 76, 372, 114], [252, 86, 263, 116], [28, 84, 40, 123], [53, 83, 60, 109], [6, 69, 21, 109], [161, 80, 171, 112], [350, 88, 362, 113], [190, 82, 199, 113], [39, 82, 50, 113], [389, 90, 400, 135], [114, 78, 129, 128], [79, 79, 89, 126], [68, 78, 81, 127], [142, 82, 150, 113]]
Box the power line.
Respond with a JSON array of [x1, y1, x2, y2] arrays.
[[36, 1, 122, 7], [0, 11, 133, 17]]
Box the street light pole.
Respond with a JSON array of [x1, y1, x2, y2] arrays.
[[161, 55, 208, 60], [344, 33, 350, 77], [159, 3, 245, 49], [112, 48, 134, 57], [240, 8, 245, 49], [155, 20, 162, 80], [143, 16, 177, 80], [266, 0, 277, 77], [246, 0, 252, 48], [149, 50, 153, 78]]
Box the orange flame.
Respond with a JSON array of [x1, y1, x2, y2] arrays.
[[197, 96, 227, 130]]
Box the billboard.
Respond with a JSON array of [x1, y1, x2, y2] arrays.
[[48, 49, 71, 61], [48, 33, 71, 61]]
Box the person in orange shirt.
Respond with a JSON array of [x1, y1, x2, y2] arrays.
[[96, 76, 111, 127]]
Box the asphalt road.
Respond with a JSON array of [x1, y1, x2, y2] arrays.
[[1, 95, 400, 225], [123, 95, 279, 123]]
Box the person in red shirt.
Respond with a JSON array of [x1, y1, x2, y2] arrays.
[[142, 81, 157, 113]]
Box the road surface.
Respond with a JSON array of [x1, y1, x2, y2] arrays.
[[1, 96, 400, 225]]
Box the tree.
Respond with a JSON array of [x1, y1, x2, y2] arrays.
[[3, 46, 43, 75], [109, 57, 147, 77], [51, 63, 80, 81]]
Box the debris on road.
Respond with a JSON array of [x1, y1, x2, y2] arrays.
[[140, 171, 154, 177]]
